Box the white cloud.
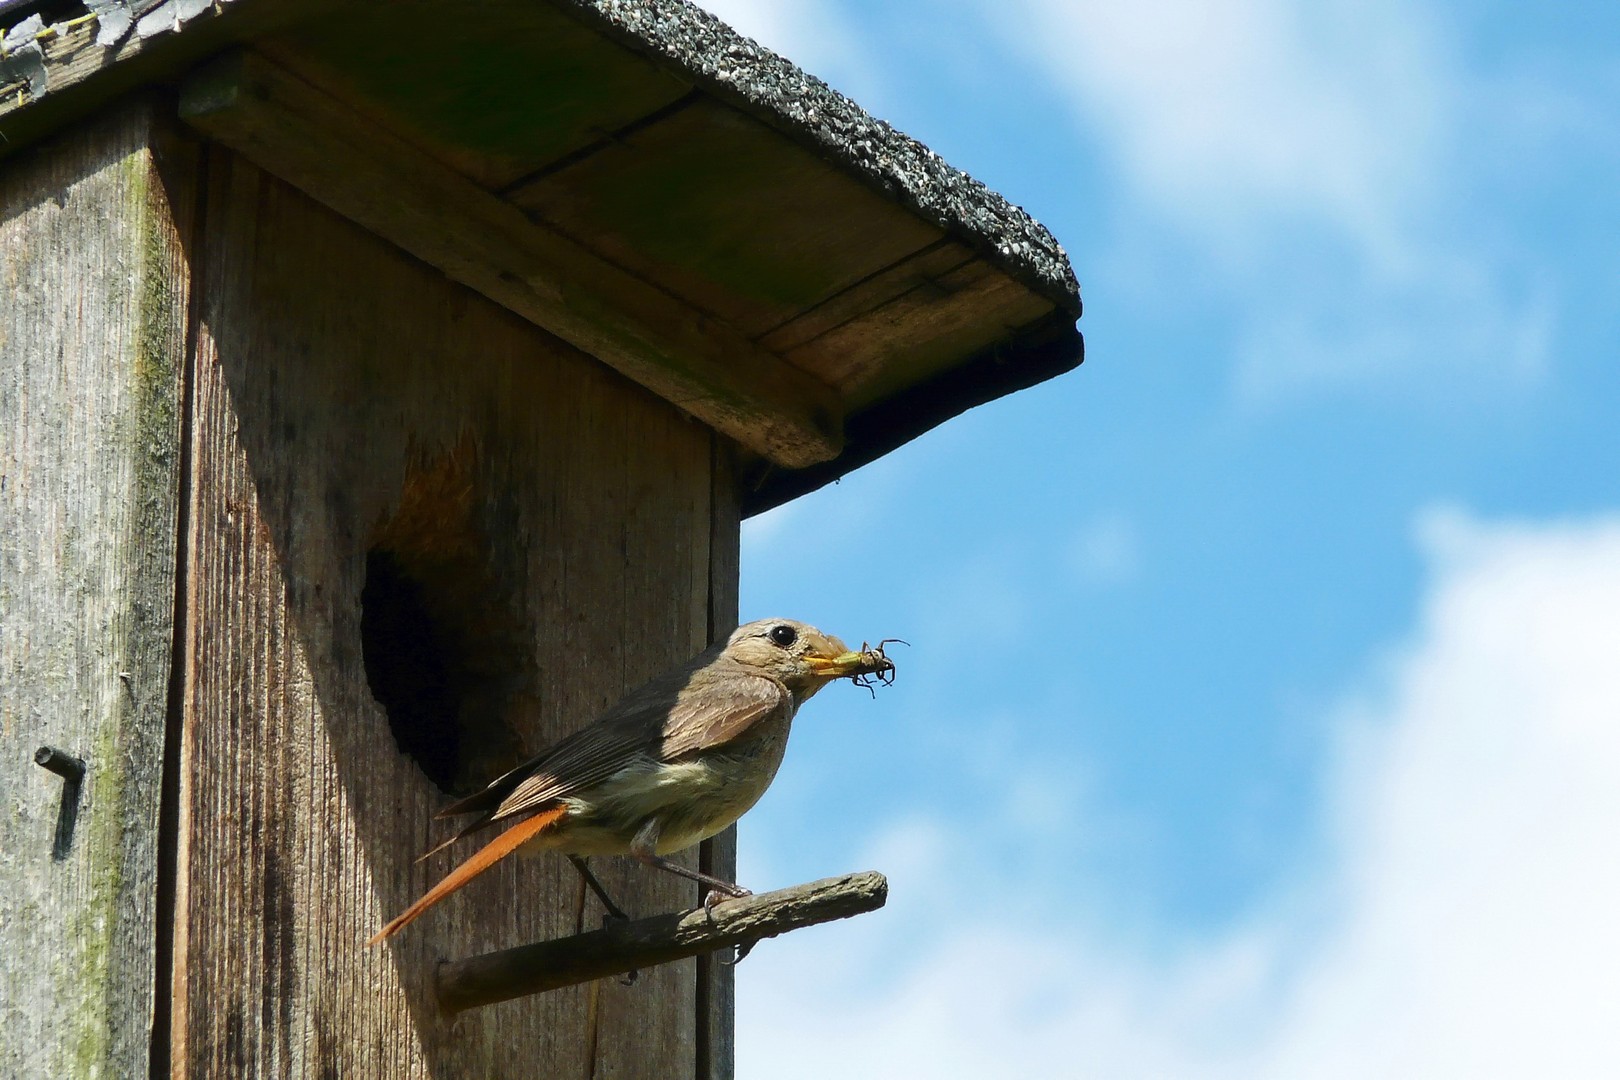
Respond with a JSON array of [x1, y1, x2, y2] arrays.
[[994, 0, 1552, 404], [1231, 267, 1553, 407], [1013, 0, 1448, 256], [694, 0, 872, 95], [738, 510, 1620, 1077]]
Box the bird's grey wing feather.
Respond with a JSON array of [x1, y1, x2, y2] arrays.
[[489, 673, 785, 819], [485, 728, 652, 822], [434, 750, 552, 820], [419, 722, 652, 854], [658, 672, 786, 760], [432, 660, 700, 822], [454, 660, 703, 824], [430, 658, 783, 838]]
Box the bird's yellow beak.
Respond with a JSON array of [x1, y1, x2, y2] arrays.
[[803, 650, 868, 676], [803, 642, 896, 680]]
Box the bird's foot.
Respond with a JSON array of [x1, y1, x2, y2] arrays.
[[701, 885, 752, 919], [596, 910, 638, 984]]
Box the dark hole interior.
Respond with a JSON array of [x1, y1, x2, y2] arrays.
[[361, 549, 465, 794], [359, 438, 528, 796]]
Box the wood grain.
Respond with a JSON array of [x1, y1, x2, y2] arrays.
[[0, 0, 332, 162], [0, 99, 194, 1080], [173, 146, 718, 1078], [178, 49, 844, 471], [757, 240, 981, 354], [771, 247, 1057, 412], [258, 0, 695, 191], [697, 438, 741, 1080], [506, 96, 942, 338]]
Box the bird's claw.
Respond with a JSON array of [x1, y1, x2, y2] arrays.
[[721, 939, 757, 966], [601, 911, 636, 984], [702, 886, 752, 919]]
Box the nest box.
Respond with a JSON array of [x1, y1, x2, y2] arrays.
[[0, 1, 1081, 1076]]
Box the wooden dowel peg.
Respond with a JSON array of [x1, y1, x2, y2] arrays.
[[33, 745, 84, 783], [34, 745, 86, 859]]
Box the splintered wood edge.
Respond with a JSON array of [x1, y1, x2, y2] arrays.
[[434, 871, 889, 1013], [176, 48, 844, 470]]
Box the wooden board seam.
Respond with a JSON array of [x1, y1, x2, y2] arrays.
[[176, 48, 845, 470]]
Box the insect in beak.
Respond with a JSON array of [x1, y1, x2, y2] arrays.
[[805, 639, 903, 690]]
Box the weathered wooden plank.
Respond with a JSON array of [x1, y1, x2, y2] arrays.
[[698, 437, 741, 1080], [0, 0, 332, 160], [178, 49, 844, 471], [0, 99, 194, 1080], [744, 311, 1083, 515], [259, 0, 695, 190], [774, 250, 1057, 412], [439, 871, 889, 1012], [506, 95, 943, 338], [174, 148, 713, 1077], [757, 239, 981, 354], [584, 336, 712, 1080]]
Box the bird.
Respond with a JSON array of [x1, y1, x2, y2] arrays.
[[369, 617, 894, 943]]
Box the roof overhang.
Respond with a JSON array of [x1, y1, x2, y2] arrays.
[[0, 0, 1082, 514]]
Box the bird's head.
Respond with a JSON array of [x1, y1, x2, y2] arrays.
[[723, 618, 889, 702]]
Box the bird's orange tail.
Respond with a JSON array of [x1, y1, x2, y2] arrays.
[[368, 805, 568, 945]]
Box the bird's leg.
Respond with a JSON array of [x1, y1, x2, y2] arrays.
[[567, 855, 639, 986], [567, 855, 629, 922], [638, 854, 751, 909], [629, 818, 752, 915]]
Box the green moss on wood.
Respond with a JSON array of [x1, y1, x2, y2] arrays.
[[127, 150, 180, 498]]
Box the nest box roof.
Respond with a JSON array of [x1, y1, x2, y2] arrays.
[[0, 0, 1083, 513]]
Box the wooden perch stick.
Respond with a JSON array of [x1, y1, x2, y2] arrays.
[[436, 870, 888, 1013]]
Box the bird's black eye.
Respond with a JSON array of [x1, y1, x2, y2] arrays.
[[769, 624, 798, 648]]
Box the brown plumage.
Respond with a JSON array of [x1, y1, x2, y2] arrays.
[[370, 618, 894, 942]]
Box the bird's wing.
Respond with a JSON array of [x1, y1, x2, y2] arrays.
[[432, 662, 696, 824], [431, 660, 699, 823], [658, 671, 786, 760], [487, 725, 654, 820], [427, 662, 784, 850], [418, 722, 654, 855], [418, 718, 653, 856], [487, 670, 786, 818]]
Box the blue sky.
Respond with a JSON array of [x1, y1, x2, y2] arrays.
[[698, 1, 1620, 1075]]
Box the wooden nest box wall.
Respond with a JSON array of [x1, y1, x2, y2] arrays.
[[0, 1, 1081, 1076]]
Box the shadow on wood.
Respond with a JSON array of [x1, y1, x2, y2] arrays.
[[436, 871, 888, 1014]]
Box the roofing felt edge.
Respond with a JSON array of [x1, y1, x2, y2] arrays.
[[561, 0, 1083, 316], [743, 310, 1084, 517]]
